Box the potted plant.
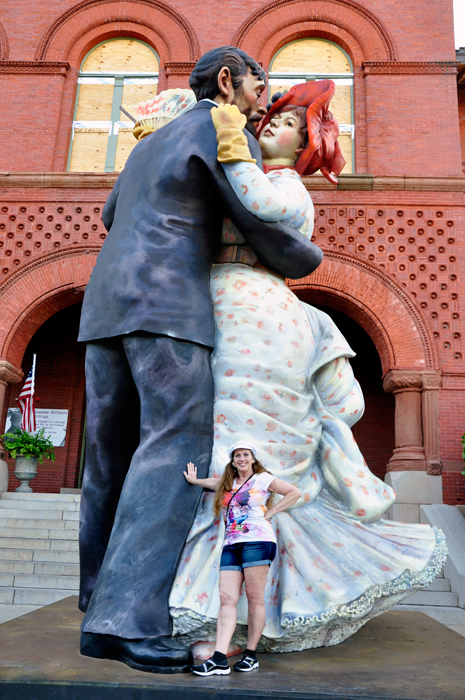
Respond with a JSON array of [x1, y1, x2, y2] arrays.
[[0, 429, 55, 493]]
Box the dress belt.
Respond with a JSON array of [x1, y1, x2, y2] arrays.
[[214, 245, 258, 267], [214, 245, 285, 280]]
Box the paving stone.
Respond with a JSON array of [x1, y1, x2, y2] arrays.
[[0, 604, 40, 624], [404, 590, 458, 606], [0, 588, 14, 604]]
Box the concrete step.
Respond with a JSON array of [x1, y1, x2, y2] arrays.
[[0, 526, 52, 539], [33, 561, 79, 577], [1, 492, 80, 503], [0, 588, 14, 604], [0, 573, 14, 587], [0, 499, 78, 512], [393, 604, 465, 626], [0, 548, 33, 561], [47, 528, 78, 541], [0, 537, 51, 550], [424, 578, 451, 592], [0, 561, 34, 574], [13, 573, 80, 590], [0, 507, 68, 520], [50, 539, 79, 551], [0, 604, 41, 624], [9, 587, 76, 605], [0, 517, 65, 530], [32, 549, 79, 564], [400, 590, 459, 607]]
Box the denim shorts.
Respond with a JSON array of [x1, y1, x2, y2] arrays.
[[219, 541, 277, 572]]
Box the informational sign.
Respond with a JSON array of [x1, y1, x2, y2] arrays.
[[4, 408, 69, 448]]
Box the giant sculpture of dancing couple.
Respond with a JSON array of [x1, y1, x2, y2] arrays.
[[78, 48, 446, 675]]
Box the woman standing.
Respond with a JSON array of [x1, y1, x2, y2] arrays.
[[184, 441, 300, 676]]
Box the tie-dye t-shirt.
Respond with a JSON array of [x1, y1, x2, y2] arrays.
[[222, 472, 276, 545]]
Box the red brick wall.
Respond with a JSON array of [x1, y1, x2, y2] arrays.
[[0, 0, 462, 174], [443, 471, 465, 505]]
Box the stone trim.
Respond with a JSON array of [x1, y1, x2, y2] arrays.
[[1, 172, 464, 192], [163, 61, 196, 77], [0, 360, 23, 385], [36, 0, 200, 61], [363, 61, 459, 76], [233, 0, 397, 61], [0, 61, 70, 75]]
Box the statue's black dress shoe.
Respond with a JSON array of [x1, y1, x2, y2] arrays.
[[80, 631, 193, 674]]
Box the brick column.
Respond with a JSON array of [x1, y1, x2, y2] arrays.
[[421, 371, 442, 476], [383, 369, 426, 472], [0, 360, 23, 433]]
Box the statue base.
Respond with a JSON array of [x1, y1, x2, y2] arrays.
[[0, 596, 463, 700]]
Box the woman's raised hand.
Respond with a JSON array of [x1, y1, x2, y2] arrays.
[[183, 462, 197, 484]]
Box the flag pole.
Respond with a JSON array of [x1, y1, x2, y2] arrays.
[[31, 354, 37, 389]]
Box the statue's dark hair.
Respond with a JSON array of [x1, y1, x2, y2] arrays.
[[189, 46, 266, 101]]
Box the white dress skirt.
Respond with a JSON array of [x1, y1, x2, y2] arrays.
[[169, 167, 447, 652]]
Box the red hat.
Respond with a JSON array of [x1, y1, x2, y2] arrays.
[[256, 80, 346, 184]]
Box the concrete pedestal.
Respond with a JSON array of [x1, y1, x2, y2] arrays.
[[0, 597, 464, 700], [385, 471, 443, 522]]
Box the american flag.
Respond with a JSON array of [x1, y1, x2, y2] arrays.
[[18, 355, 37, 433]]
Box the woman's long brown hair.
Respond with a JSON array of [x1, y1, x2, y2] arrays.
[[213, 451, 274, 518]]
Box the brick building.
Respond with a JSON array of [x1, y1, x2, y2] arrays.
[[0, 0, 464, 518]]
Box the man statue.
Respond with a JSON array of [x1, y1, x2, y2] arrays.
[[77, 46, 323, 674]]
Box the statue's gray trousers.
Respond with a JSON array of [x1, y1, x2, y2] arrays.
[[78, 334, 213, 639]]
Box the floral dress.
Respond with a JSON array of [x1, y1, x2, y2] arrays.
[[169, 164, 447, 652]]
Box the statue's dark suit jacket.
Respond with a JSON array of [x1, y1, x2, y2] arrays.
[[78, 100, 323, 640], [78, 100, 323, 346]]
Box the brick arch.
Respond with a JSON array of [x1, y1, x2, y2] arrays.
[[288, 251, 437, 374], [232, 0, 397, 68], [0, 20, 9, 60], [0, 249, 98, 368], [36, 0, 200, 62]]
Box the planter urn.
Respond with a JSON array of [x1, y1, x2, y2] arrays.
[[14, 455, 38, 493]]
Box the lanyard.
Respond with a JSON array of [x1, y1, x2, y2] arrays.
[[226, 474, 254, 519]]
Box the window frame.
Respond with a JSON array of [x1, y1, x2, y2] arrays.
[[67, 38, 160, 173], [268, 38, 355, 172]]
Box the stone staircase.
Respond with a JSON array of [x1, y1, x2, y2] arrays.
[[0, 492, 79, 606], [392, 570, 465, 626]]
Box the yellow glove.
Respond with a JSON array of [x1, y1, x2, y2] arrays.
[[133, 123, 156, 141], [211, 104, 256, 164]]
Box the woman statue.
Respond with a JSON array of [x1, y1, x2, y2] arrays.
[[128, 82, 446, 653], [167, 82, 446, 652]]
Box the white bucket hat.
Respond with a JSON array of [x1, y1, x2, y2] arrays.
[[228, 441, 258, 459]]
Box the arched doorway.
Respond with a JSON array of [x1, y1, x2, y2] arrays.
[[312, 304, 395, 481], [1, 304, 85, 493]]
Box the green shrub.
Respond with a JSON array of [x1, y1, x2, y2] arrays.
[[0, 429, 55, 464]]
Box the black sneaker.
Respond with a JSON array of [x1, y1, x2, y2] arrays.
[[233, 653, 259, 672], [192, 657, 231, 676]]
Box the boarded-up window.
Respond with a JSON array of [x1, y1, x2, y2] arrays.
[[269, 39, 354, 173], [68, 39, 159, 172]]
